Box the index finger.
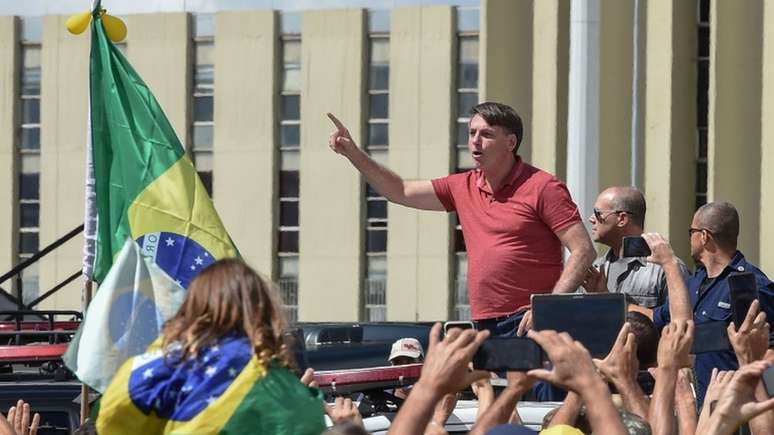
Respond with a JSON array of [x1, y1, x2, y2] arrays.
[[742, 299, 761, 329], [612, 322, 631, 351], [326, 113, 347, 132], [428, 322, 443, 350]]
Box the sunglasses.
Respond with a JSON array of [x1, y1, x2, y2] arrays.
[[593, 208, 631, 221], [688, 227, 713, 237]]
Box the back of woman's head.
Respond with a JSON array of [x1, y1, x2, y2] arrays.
[[162, 258, 290, 367]]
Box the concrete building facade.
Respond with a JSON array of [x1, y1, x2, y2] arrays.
[[0, 0, 771, 322]]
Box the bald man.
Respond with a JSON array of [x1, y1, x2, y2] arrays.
[[583, 186, 688, 308], [644, 202, 774, 409]]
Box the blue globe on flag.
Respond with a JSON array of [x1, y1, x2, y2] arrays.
[[136, 232, 216, 289]]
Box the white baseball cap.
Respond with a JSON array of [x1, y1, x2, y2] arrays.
[[388, 338, 424, 362]]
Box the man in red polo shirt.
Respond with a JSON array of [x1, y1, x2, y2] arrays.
[[327, 102, 595, 336]]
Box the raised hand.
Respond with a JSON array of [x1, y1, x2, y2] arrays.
[[594, 322, 639, 385], [299, 367, 318, 388], [419, 324, 490, 395], [6, 400, 40, 435], [656, 320, 694, 371], [324, 396, 364, 428], [327, 113, 358, 156], [706, 361, 774, 434], [526, 330, 600, 392], [581, 264, 608, 293], [642, 232, 676, 266], [727, 300, 770, 365]]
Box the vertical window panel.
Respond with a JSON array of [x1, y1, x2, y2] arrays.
[[277, 20, 302, 322], [453, 9, 479, 318]]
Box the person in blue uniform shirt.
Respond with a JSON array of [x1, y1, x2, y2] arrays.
[[634, 201, 774, 409]]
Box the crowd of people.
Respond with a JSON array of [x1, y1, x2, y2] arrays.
[[8, 99, 768, 434]]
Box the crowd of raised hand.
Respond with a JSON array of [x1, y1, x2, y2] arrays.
[[321, 306, 774, 435]]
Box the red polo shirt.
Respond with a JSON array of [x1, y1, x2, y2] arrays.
[[432, 158, 581, 320]]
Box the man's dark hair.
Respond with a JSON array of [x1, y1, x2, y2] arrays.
[[695, 201, 740, 250], [610, 187, 647, 228], [470, 102, 524, 157], [626, 311, 659, 368]]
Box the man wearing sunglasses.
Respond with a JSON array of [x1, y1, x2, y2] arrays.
[[635, 201, 774, 409], [583, 186, 689, 308]]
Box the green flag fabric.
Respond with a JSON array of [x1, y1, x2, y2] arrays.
[[87, 8, 237, 285], [66, 4, 238, 395]]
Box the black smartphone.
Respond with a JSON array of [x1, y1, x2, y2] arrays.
[[762, 364, 774, 397], [728, 272, 758, 328], [443, 321, 474, 336], [532, 293, 626, 358], [472, 337, 544, 371], [691, 321, 731, 354], [622, 236, 651, 257]]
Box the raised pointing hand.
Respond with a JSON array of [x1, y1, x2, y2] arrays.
[[327, 113, 357, 156]]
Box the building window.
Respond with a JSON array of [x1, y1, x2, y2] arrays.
[[452, 7, 479, 321], [17, 17, 42, 303], [277, 13, 302, 323], [191, 14, 214, 196], [363, 10, 390, 322], [696, 0, 709, 209]]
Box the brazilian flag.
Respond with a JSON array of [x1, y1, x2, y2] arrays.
[[87, 3, 237, 285], [97, 336, 326, 434], [63, 0, 240, 397]]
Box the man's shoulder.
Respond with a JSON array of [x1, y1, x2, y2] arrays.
[[520, 162, 559, 185], [735, 255, 774, 291]]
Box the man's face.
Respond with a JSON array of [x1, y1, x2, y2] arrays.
[[390, 356, 421, 366], [589, 193, 620, 245], [468, 114, 516, 170]]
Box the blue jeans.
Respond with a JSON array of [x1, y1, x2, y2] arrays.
[[473, 311, 567, 402]]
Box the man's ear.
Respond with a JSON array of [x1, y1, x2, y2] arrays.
[[617, 213, 629, 228], [509, 134, 518, 153]]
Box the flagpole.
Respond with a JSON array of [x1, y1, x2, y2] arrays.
[[79, 279, 93, 424]]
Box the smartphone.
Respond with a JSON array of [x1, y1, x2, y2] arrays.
[[728, 272, 758, 328], [622, 236, 651, 257], [472, 337, 545, 371], [444, 321, 474, 336], [762, 364, 774, 397], [691, 321, 731, 354], [532, 293, 626, 358]]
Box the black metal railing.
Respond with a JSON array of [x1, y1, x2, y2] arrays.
[[0, 224, 84, 311]]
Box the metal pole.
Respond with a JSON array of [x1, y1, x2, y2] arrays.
[[630, 0, 641, 188], [79, 279, 93, 425], [566, 0, 600, 221]]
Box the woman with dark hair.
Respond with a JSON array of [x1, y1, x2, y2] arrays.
[[97, 258, 326, 434]]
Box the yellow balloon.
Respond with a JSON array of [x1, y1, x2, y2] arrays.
[[65, 11, 92, 35], [102, 14, 127, 42]]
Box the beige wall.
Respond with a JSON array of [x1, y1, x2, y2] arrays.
[[298, 9, 365, 321], [0, 17, 17, 291], [125, 13, 190, 145], [386, 6, 454, 321], [643, 0, 696, 260], [708, 0, 763, 263], [38, 15, 89, 310], [598, 0, 634, 189], [530, 0, 569, 179], [212, 11, 277, 277], [480, 0, 532, 162], [760, 0, 774, 274]]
